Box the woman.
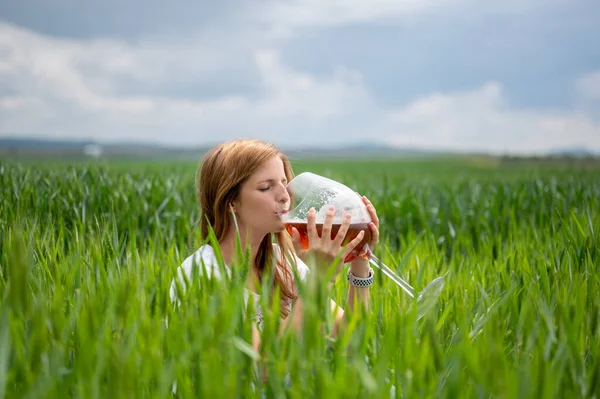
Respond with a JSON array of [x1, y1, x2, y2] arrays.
[[169, 138, 380, 354]]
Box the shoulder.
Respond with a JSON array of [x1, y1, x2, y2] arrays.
[[169, 244, 230, 303], [176, 244, 230, 283], [180, 245, 228, 278]]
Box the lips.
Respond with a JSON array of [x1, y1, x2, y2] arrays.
[[275, 210, 289, 218]]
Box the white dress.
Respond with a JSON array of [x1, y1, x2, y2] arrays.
[[169, 243, 310, 331]]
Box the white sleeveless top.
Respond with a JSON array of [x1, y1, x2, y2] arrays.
[[169, 243, 310, 331]]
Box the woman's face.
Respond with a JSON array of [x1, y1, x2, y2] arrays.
[[232, 156, 290, 238]]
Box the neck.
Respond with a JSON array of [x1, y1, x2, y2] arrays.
[[218, 226, 266, 268]]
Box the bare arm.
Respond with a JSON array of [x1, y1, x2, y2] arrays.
[[344, 195, 378, 321], [345, 257, 371, 315], [332, 195, 379, 337], [329, 257, 371, 339]]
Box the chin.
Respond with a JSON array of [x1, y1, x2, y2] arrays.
[[272, 221, 286, 233]]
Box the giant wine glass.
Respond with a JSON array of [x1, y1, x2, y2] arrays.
[[280, 172, 445, 319]]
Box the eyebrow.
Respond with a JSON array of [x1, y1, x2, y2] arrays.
[[256, 178, 287, 184]]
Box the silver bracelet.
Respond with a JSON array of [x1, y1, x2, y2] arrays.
[[347, 267, 374, 287]]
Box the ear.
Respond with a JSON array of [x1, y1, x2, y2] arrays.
[[230, 195, 241, 213]]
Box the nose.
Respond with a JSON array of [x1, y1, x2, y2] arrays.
[[277, 183, 290, 204]]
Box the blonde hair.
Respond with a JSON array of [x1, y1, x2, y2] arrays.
[[191, 139, 298, 317]]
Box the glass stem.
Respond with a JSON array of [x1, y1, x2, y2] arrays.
[[368, 253, 415, 298]]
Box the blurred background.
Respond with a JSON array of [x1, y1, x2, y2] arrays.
[[1, 0, 599, 159]]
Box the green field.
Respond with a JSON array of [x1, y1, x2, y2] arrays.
[[1, 156, 599, 398]]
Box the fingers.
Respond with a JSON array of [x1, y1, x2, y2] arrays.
[[332, 211, 351, 248], [291, 227, 303, 253], [321, 205, 335, 245], [360, 195, 380, 250], [369, 222, 379, 247], [307, 207, 318, 246], [367, 202, 379, 248], [362, 195, 379, 228], [342, 229, 365, 259]]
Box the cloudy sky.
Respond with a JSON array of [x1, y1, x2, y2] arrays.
[[1, 0, 599, 154]]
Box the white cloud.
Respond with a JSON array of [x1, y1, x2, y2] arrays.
[[255, 0, 570, 38], [0, 22, 262, 103], [0, 23, 369, 145], [383, 82, 600, 154], [1, 21, 599, 154], [258, 0, 455, 35], [253, 50, 369, 118]]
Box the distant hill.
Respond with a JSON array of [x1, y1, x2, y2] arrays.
[[281, 141, 438, 158], [0, 137, 434, 159], [0, 137, 96, 149], [1, 136, 598, 159], [0, 137, 211, 158], [546, 146, 597, 158]]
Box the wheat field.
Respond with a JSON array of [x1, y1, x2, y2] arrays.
[[1, 156, 599, 398]]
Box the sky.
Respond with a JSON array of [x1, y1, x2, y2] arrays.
[[1, 0, 599, 154]]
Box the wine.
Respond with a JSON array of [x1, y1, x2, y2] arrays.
[[285, 222, 371, 262]]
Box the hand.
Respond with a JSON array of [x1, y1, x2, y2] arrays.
[[360, 195, 380, 254], [349, 195, 380, 277], [291, 205, 365, 282]]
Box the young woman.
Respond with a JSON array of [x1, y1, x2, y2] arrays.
[[169, 138, 380, 353]]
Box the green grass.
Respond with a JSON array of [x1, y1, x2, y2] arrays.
[[1, 156, 599, 398]]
